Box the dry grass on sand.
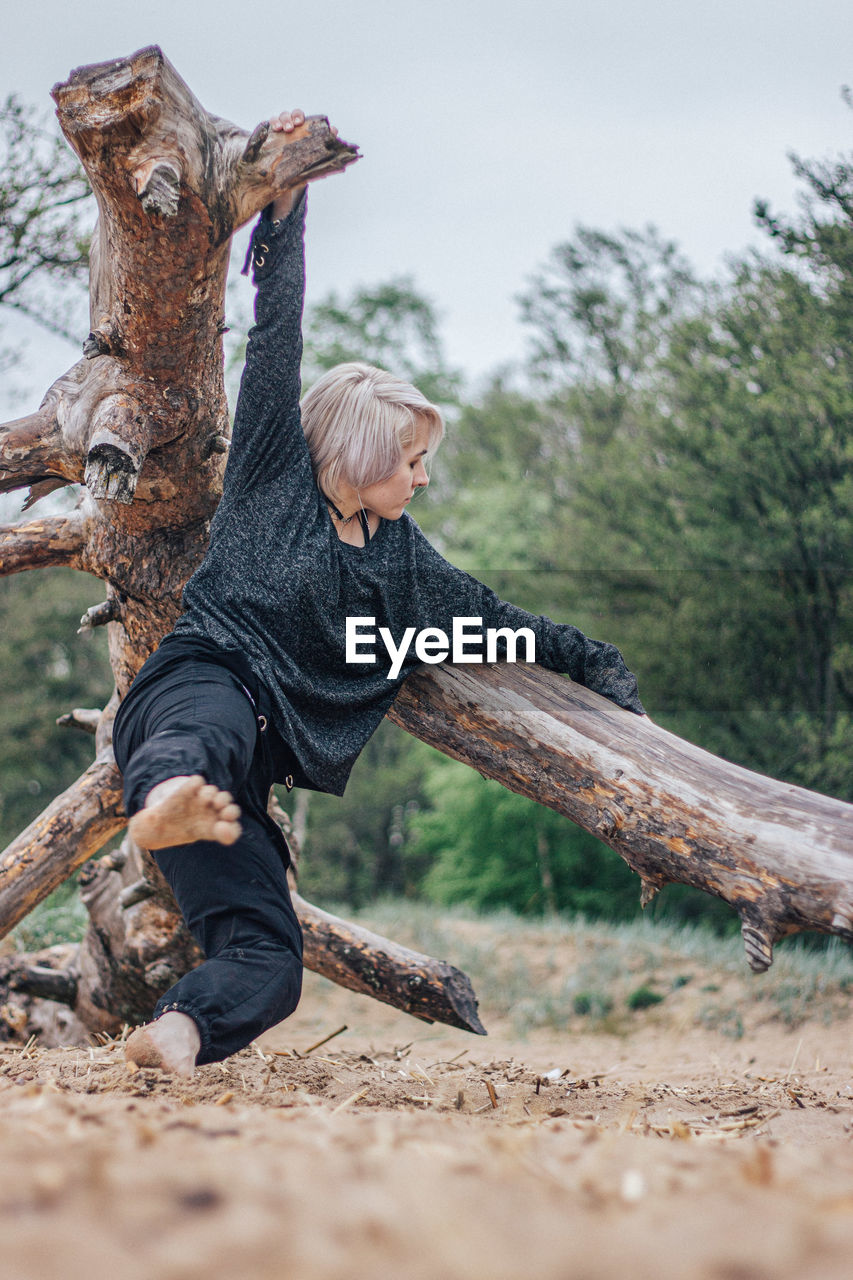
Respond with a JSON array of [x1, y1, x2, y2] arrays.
[[1, 909, 852, 1280]]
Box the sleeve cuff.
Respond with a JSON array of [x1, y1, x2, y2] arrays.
[[241, 188, 307, 278]]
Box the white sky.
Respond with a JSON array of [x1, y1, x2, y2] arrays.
[[1, 0, 852, 418]]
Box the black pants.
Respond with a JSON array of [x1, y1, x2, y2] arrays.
[[112, 642, 303, 1065]]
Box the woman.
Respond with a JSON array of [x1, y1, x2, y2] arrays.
[[115, 109, 644, 1078]]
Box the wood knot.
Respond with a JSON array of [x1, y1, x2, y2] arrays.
[[98, 848, 128, 874], [119, 879, 156, 910], [595, 808, 620, 839], [78, 598, 120, 633], [242, 121, 270, 165], [137, 161, 182, 217], [83, 327, 119, 359], [203, 433, 230, 459]]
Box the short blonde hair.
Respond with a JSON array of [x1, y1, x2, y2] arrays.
[[301, 362, 444, 502]]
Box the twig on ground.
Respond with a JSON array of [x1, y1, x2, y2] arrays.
[[303, 1025, 348, 1055], [332, 1086, 370, 1114]]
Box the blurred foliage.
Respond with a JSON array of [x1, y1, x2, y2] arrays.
[[302, 275, 462, 408], [412, 758, 640, 920], [281, 720, 438, 907], [0, 567, 111, 850], [0, 94, 92, 342]]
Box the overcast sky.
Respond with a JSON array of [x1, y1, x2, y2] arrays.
[[2, 0, 852, 418]]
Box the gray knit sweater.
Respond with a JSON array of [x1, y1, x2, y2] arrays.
[[173, 194, 643, 795]]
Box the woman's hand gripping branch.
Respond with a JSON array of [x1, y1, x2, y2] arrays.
[[269, 107, 338, 220]]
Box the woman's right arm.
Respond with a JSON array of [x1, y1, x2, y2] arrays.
[[223, 112, 312, 495]]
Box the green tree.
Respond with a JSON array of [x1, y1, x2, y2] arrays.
[[281, 720, 437, 907], [0, 569, 111, 850], [413, 758, 640, 920], [302, 275, 461, 406], [516, 164, 852, 800], [0, 102, 106, 851]]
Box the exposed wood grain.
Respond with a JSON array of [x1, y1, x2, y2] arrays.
[[294, 893, 486, 1035], [389, 663, 853, 969], [0, 510, 88, 576], [0, 754, 125, 936]]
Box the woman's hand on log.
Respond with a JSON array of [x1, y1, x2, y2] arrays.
[[269, 109, 338, 221], [270, 109, 307, 220], [270, 108, 306, 135], [269, 107, 338, 139]]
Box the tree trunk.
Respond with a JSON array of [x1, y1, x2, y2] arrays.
[[0, 48, 488, 1044], [0, 47, 850, 1049]]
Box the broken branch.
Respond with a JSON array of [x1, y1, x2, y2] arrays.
[[8, 964, 79, 1007], [389, 663, 853, 969], [0, 509, 87, 576], [57, 708, 102, 735], [0, 754, 125, 939], [293, 891, 486, 1035], [0, 402, 78, 498]]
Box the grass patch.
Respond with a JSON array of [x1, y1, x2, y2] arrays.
[[626, 984, 665, 1010], [12, 879, 87, 951], [350, 901, 853, 1038]]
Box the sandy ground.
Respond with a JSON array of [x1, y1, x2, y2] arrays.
[[1, 923, 852, 1280]]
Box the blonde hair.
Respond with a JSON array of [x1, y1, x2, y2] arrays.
[[301, 362, 444, 503]]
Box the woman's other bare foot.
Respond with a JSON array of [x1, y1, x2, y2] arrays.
[[125, 1011, 201, 1078], [127, 775, 242, 850]]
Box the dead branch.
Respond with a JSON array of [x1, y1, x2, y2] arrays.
[[78, 598, 119, 632], [293, 892, 486, 1035], [0, 754, 124, 938], [0, 400, 77, 500], [57, 708, 102, 734], [8, 964, 79, 1006], [389, 663, 853, 971], [0, 508, 87, 576]]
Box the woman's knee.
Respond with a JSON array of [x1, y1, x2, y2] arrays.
[[115, 674, 259, 811]]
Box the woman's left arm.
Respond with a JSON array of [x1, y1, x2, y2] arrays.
[[223, 111, 313, 495], [411, 532, 645, 715]]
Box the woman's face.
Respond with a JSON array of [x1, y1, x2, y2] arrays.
[[353, 419, 432, 521]]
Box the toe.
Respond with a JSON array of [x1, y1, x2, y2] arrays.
[[221, 803, 241, 822], [198, 784, 218, 804], [212, 790, 234, 810], [214, 820, 242, 845]]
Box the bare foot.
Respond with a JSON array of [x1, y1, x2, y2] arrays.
[[125, 1011, 201, 1078], [128, 775, 242, 851]]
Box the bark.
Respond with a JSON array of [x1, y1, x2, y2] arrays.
[[0, 510, 87, 575], [0, 838, 485, 1039], [0, 402, 74, 500], [0, 752, 125, 936], [1, 45, 358, 695], [389, 663, 853, 971], [294, 893, 486, 1034]]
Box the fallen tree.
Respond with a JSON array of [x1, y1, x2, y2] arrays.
[[0, 47, 850, 1047], [390, 665, 853, 972]]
